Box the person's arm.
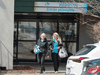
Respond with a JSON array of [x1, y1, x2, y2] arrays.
[[58, 40, 63, 49], [49, 40, 53, 50]]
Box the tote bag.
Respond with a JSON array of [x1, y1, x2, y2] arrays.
[[59, 47, 68, 58]]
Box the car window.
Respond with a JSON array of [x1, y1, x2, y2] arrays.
[[74, 45, 96, 56]]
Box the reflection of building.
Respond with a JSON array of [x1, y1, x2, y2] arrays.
[[0, 0, 96, 70]]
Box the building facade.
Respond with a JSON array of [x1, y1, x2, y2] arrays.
[[0, 0, 94, 70]]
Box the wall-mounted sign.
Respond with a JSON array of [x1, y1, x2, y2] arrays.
[[34, 2, 88, 13], [34, 2, 88, 7], [34, 7, 87, 13]]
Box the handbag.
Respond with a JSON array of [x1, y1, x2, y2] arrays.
[[59, 47, 68, 58], [34, 45, 41, 54]]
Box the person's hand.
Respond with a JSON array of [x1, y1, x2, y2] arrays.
[[50, 48, 53, 50], [47, 56, 50, 58], [57, 47, 60, 49]]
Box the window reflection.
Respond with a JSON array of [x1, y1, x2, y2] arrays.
[[63, 42, 76, 54], [18, 22, 36, 40], [18, 42, 36, 59], [59, 22, 77, 41]]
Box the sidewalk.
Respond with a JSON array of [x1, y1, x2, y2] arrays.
[[0, 63, 66, 75]]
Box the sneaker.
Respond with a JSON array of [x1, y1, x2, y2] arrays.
[[43, 68, 45, 73], [43, 71, 45, 73], [55, 71, 58, 73]]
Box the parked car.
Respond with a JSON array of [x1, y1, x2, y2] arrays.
[[81, 58, 100, 75], [65, 42, 100, 75]]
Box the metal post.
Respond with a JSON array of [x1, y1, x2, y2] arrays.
[[76, 13, 80, 52]]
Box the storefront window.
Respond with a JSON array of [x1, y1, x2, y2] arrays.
[[62, 42, 76, 54], [14, 19, 79, 62], [18, 22, 36, 40], [59, 22, 77, 41], [18, 42, 36, 59]]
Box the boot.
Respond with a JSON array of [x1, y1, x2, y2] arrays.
[[40, 69, 43, 74], [43, 67, 45, 71]]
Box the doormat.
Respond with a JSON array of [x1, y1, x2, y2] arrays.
[[13, 65, 33, 70], [1, 65, 40, 73]]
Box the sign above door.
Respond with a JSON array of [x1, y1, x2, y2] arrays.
[[34, 2, 88, 13]]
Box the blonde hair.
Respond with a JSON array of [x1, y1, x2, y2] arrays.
[[53, 32, 62, 43]]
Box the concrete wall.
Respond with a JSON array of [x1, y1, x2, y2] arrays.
[[0, 0, 14, 69], [79, 25, 94, 50]]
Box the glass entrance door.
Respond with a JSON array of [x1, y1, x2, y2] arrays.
[[14, 21, 37, 63], [18, 21, 37, 60], [14, 19, 79, 63]]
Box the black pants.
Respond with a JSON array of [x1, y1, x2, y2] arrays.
[[52, 53, 60, 71], [37, 53, 46, 70]]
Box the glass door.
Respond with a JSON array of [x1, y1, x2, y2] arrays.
[[18, 21, 37, 60], [13, 20, 38, 63], [14, 20, 79, 63]]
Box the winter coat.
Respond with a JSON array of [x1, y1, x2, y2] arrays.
[[37, 38, 49, 56], [49, 39, 63, 53]]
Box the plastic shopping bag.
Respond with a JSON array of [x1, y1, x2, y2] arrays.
[[59, 47, 68, 58]]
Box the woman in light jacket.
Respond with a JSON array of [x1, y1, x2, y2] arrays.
[[36, 33, 49, 74], [49, 32, 62, 73]]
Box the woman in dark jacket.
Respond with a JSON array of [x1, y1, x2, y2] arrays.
[[49, 32, 62, 73], [36, 33, 49, 74]]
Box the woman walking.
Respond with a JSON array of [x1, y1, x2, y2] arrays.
[[36, 33, 49, 74], [49, 32, 62, 73]]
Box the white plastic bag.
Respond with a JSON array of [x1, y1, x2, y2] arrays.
[[59, 47, 68, 58]]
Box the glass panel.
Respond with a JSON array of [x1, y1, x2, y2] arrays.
[[18, 42, 36, 59], [63, 42, 76, 54], [39, 22, 57, 40], [59, 22, 77, 41], [18, 22, 36, 40]]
